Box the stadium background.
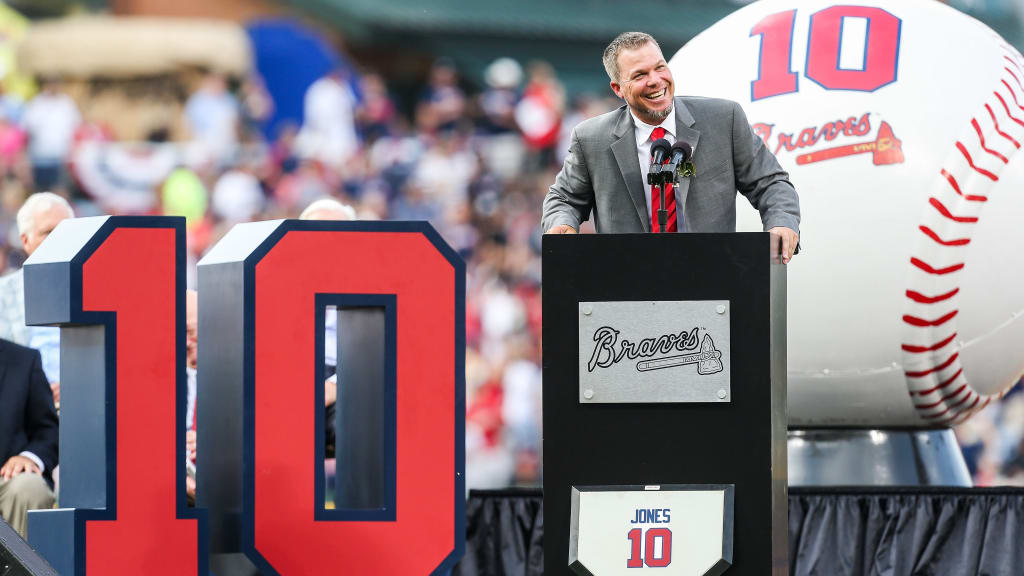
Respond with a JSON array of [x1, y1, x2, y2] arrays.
[[0, 0, 1021, 492]]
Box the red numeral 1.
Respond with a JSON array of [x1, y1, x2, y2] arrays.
[[627, 528, 643, 568], [25, 218, 204, 576], [627, 527, 672, 568], [750, 9, 798, 100]]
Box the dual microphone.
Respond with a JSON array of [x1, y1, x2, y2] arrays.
[[646, 138, 692, 185]]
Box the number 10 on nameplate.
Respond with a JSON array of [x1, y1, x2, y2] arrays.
[[568, 485, 734, 576]]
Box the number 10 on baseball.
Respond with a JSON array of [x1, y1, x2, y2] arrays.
[[627, 528, 672, 568], [751, 5, 902, 100]]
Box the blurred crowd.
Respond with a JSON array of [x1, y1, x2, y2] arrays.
[[0, 56, 619, 490], [957, 383, 1024, 486], [0, 53, 1021, 491]]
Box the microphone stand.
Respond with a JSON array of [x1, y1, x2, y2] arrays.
[[656, 180, 668, 233]]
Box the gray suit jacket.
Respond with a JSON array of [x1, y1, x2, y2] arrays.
[[542, 96, 800, 234]]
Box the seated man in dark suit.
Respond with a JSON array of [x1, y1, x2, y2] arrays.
[[0, 338, 58, 539]]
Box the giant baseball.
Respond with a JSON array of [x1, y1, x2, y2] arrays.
[[670, 0, 1024, 426]]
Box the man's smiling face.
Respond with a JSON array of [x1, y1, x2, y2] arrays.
[[611, 41, 675, 126]]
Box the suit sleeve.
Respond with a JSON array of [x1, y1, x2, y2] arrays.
[[542, 128, 594, 231], [730, 101, 801, 235], [23, 348, 58, 472]]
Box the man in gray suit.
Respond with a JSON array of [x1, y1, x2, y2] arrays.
[[543, 32, 801, 262]]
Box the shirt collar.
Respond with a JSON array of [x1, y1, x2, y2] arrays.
[[630, 104, 676, 146]]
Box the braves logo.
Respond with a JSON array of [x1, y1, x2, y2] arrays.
[[753, 112, 905, 166], [587, 326, 724, 375]]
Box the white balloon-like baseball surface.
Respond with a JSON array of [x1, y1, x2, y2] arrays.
[[670, 0, 1024, 427]]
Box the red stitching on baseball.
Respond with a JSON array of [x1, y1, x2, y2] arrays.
[[910, 256, 965, 275], [902, 332, 957, 353], [971, 118, 1009, 163], [912, 368, 964, 396], [910, 257, 965, 275], [1004, 54, 1022, 72], [944, 396, 989, 426], [915, 383, 968, 409], [984, 103, 1020, 148], [1007, 66, 1023, 87], [948, 388, 975, 409], [923, 409, 950, 419], [1002, 79, 1024, 112], [903, 309, 959, 327], [906, 288, 960, 304], [994, 91, 1024, 127], [906, 351, 959, 377], [955, 141, 999, 180], [940, 169, 988, 202], [930, 197, 980, 223], [919, 225, 971, 246], [932, 393, 980, 424]]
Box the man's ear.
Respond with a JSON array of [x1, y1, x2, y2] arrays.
[[610, 81, 623, 99], [19, 232, 30, 253]]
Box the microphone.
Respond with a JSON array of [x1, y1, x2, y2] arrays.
[[670, 141, 692, 165], [667, 141, 693, 183], [647, 138, 672, 184]]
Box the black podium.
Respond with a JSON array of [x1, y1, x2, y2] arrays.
[[542, 233, 787, 576]]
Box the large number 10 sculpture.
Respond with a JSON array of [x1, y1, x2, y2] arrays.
[[23, 216, 465, 576]]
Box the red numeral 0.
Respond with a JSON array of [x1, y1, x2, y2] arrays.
[[751, 5, 901, 100], [626, 527, 672, 568]]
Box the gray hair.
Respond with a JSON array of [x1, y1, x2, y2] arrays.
[[16, 192, 74, 235], [299, 198, 356, 221], [603, 32, 660, 83]]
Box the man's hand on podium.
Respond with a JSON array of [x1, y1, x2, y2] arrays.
[[768, 226, 799, 264], [545, 225, 578, 234]]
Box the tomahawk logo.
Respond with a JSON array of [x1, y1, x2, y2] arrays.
[[587, 326, 724, 376]]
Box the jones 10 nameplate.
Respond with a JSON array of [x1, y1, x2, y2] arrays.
[[568, 485, 734, 576]]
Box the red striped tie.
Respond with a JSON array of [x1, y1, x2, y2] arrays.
[[649, 127, 677, 232]]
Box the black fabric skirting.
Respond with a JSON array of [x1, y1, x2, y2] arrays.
[[454, 487, 1024, 576]]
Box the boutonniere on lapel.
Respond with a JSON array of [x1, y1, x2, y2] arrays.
[[678, 159, 696, 178], [675, 142, 696, 179]]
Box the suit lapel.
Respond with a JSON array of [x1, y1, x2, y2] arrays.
[[673, 99, 701, 224], [610, 108, 650, 232]]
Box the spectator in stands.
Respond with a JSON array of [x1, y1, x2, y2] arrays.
[[515, 61, 565, 169], [0, 192, 75, 404], [476, 58, 525, 181], [185, 71, 240, 165], [296, 69, 359, 170], [0, 110, 27, 180], [211, 164, 264, 225], [0, 338, 59, 538], [22, 80, 80, 191], [299, 197, 356, 221], [478, 58, 522, 136], [355, 73, 396, 144], [416, 58, 466, 134]]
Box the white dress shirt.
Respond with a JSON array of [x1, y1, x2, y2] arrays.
[[630, 106, 684, 231]]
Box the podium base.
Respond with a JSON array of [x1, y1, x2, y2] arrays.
[[788, 428, 971, 486]]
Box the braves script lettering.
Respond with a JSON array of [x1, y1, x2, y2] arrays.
[[752, 112, 872, 155], [588, 326, 701, 372]]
